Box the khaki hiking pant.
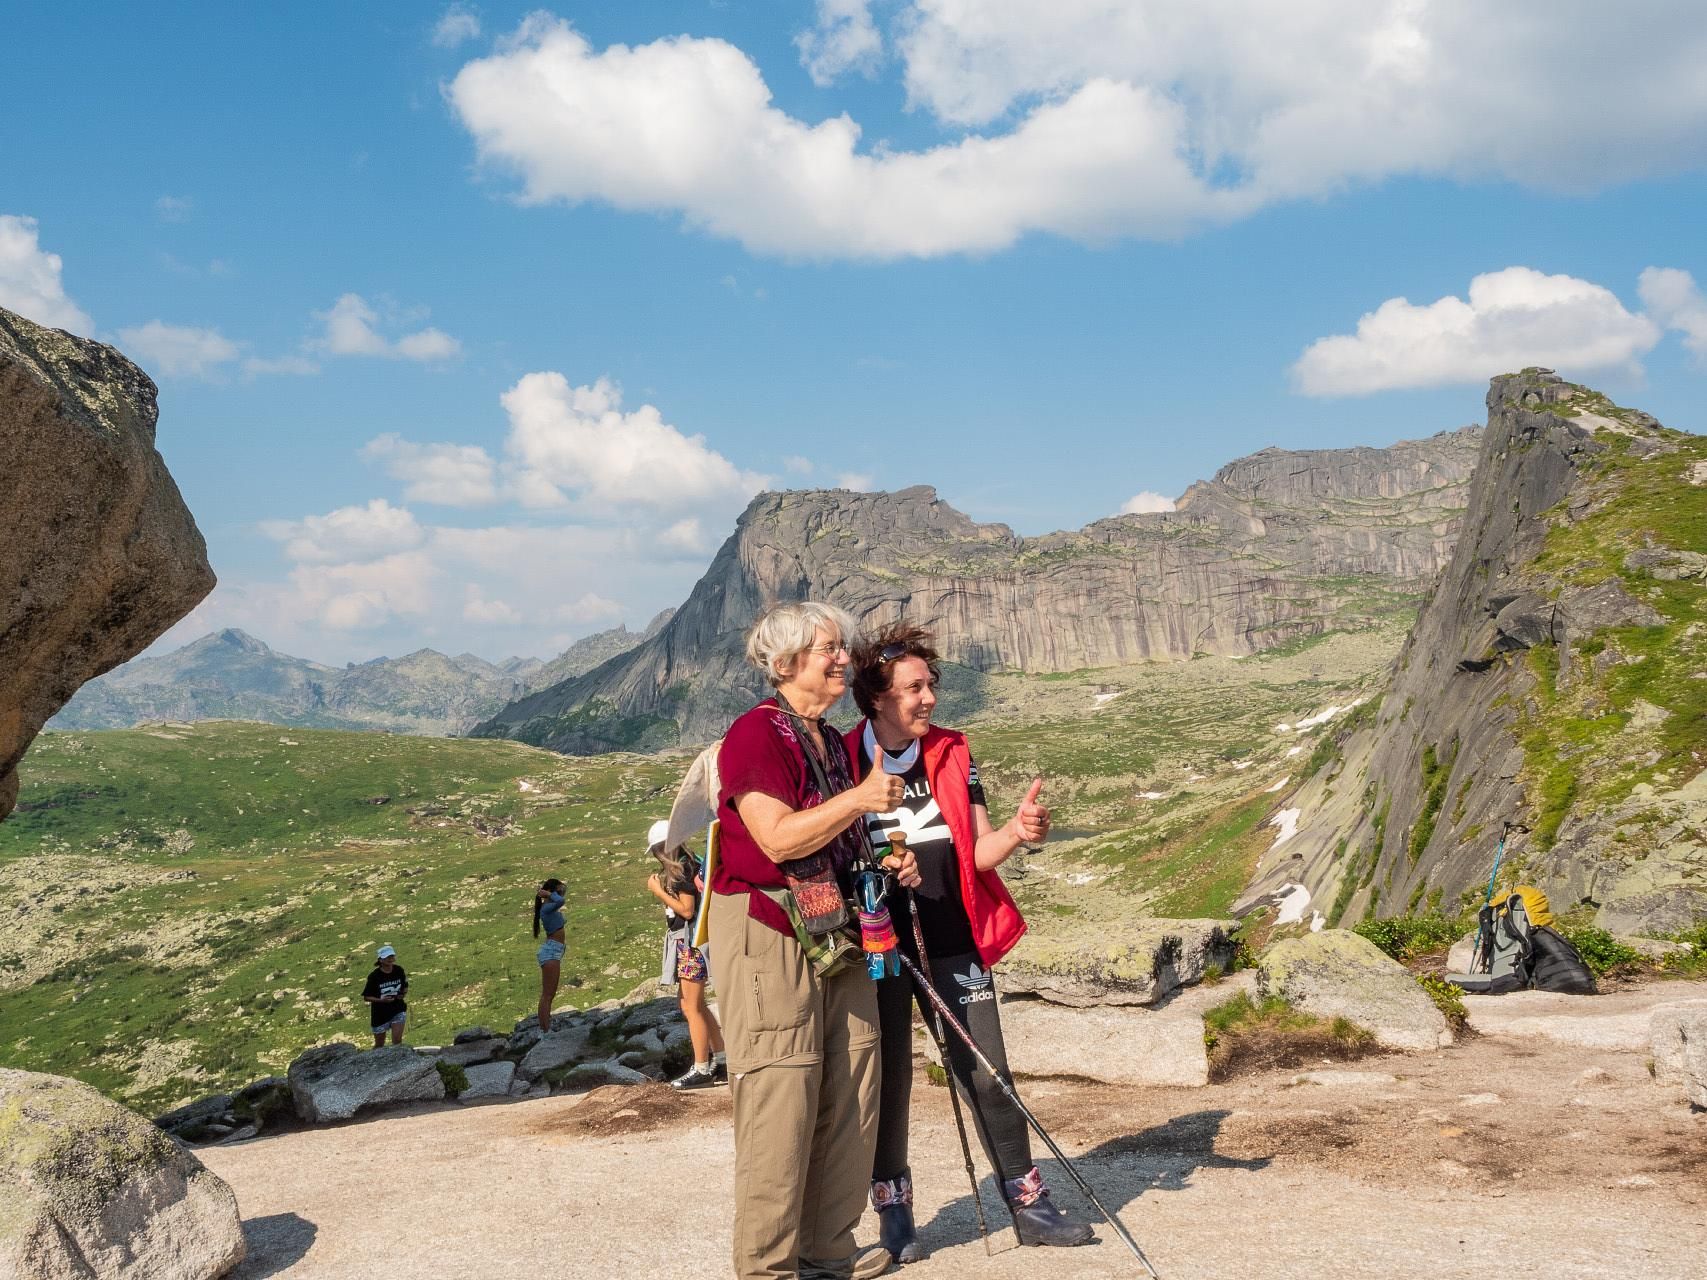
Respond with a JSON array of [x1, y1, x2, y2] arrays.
[[710, 889, 882, 1279]]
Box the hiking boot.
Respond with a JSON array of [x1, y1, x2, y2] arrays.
[[799, 1244, 892, 1279], [871, 1173, 923, 1263], [1005, 1169, 1093, 1248], [669, 1066, 717, 1091]]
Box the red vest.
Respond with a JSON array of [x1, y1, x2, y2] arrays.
[[844, 721, 1027, 967]]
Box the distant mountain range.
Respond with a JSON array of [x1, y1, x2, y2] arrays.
[[48, 611, 673, 736], [473, 427, 1484, 753]]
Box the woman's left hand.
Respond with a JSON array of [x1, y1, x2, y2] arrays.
[[1008, 776, 1051, 844], [881, 846, 922, 889]]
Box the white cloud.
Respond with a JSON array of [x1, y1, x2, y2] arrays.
[[261, 499, 426, 565], [313, 293, 461, 362], [834, 472, 875, 491], [783, 455, 816, 476], [1638, 266, 1707, 359], [154, 195, 194, 223], [463, 584, 522, 624], [448, 16, 1256, 260], [1121, 490, 1177, 514], [0, 214, 93, 333], [291, 551, 438, 631], [448, 8, 1707, 261], [433, 4, 482, 48], [364, 433, 499, 506], [501, 372, 768, 509], [242, 354, 320, 377], [552, 592, 624, 624], [115, 320, 241, 379], [658, 518, 705, 553], [797, 0, 883, 86], [1291, 267, 1662, 396]]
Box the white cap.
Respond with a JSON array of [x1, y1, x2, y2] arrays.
[[376, 945, 396, 960], [647, 818, 671, 849]]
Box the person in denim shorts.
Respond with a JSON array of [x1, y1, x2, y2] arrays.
[[645, 818, 726, 1090], [533, 877, 568, 1032]]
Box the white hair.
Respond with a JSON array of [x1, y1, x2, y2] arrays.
[[745, 601, 859, 687]]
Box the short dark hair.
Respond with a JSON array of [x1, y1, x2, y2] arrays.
[[850, 620, 940, 718]]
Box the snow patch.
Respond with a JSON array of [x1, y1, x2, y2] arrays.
[[1233, 760, 1252, 770], [1310, 911, 1325, 932], [1274, 882, 1312, 926], [517, 779, 537, 793], [1268, 808, 1302, 849], [1093, 691, 1123, 707], [1286, 745, 1304, 757], [1136, 791, 1168, 801], [1264, 777, 1288, 793]]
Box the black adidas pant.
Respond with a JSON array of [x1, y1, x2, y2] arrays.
[[872, 936, 1031, 1189]]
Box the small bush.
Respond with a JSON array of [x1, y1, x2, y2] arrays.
[[1414, 972, 1467, 1027], [435, 1060, 469, 1098], [1202, 991, 1376, 1080], [1560, 926, 1641, 976], [1353, 912, 1463, 960]]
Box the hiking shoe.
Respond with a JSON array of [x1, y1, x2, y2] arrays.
[[876, 1203, 924, 1264], [1010, 1196, 1094, 1248], [669, 1066, 717, 1091], [799, 1244, 892, 1279], [711, 1060, 728, 1085]]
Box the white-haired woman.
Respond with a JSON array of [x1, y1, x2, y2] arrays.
[[711, 600, 920, 1280]]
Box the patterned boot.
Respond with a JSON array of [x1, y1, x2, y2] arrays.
[[871, 1172, 924, 1263], [1004, 1168, 1094, 1247]]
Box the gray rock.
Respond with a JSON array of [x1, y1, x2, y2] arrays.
[[286, 1042, 446, 1122], [215, 1124, 260, 1145], [1650, 1005, 1707, 1107], [436, 1036, 506, 1068], [620, 999, 683, 1032], [507, 1025, 545, 1054], [0, 306, 215, 820], [556, 1060, 650, 1089], [458, 1061, 517, 1101], [154, 1094, 236, 1139], [518, 1025, 596, 1079], [0, 1068, 244, 1279], [1446, 929, 1478, 975], [1257, 930, 1451, 1051], [509, 1078, 550, 1099], [452, 1026, 494, 1044], [998, 999, 1209, 1087], [1002, 918, 1239, 1007]]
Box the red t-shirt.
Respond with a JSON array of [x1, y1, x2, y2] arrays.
[[715, 698, 863, 936]]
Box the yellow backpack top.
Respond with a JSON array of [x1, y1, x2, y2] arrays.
[[1501, 883, 1553, 928]]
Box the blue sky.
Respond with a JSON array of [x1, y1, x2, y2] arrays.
[[3, 2, 1704, 665]]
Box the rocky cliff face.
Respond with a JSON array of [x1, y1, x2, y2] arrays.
[[473, 428, 1481, 753], [1242, 371, 1706, 935], [0, 307, 214, 820]]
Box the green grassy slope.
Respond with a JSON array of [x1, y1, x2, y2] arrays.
[[0, 723, 686, 1111]]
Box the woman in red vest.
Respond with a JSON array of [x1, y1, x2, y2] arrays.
[[846, 622, 1094, 1262]]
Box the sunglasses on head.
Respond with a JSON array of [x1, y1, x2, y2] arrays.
[[875, 642, 908, 663]]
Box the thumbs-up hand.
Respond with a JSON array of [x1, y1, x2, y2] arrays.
[[1008, 776, 1050, 845]]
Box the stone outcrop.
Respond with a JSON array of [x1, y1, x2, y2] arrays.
[[1240, 372, 1707, 936], [0, 1068, 244, 1279], [1257, 930, 1451, 1051], [286, 1043, 445, 1122], [0, 306, 215, 820], [995, 999, 1212, 1087], [473, 430, 1481, 752], [1650, 1004, 1707, 1107], [1002, 918, 1238, 1007]]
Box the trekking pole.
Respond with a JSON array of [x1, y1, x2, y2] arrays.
[[891, 836, 992, 1254], [884, 850, 1162, 1277]]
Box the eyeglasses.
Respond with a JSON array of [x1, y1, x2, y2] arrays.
[[875, 643, 908, 663], [805, 641, 850, 658]]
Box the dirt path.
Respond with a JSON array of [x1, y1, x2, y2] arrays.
[[202, 990, 1707, 1280]]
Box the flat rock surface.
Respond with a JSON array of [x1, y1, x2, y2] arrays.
[[203, 983, 1707, 1279], [1464, 981, 1707, 1048]]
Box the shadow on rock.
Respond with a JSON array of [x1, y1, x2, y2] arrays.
[[232, 1212, 317, 1278], [919, 1109, 1269, 1249]]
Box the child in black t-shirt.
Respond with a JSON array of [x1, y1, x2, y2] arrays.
[[362, 944, 409, 1047], [643, 818, 726, 1090]]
